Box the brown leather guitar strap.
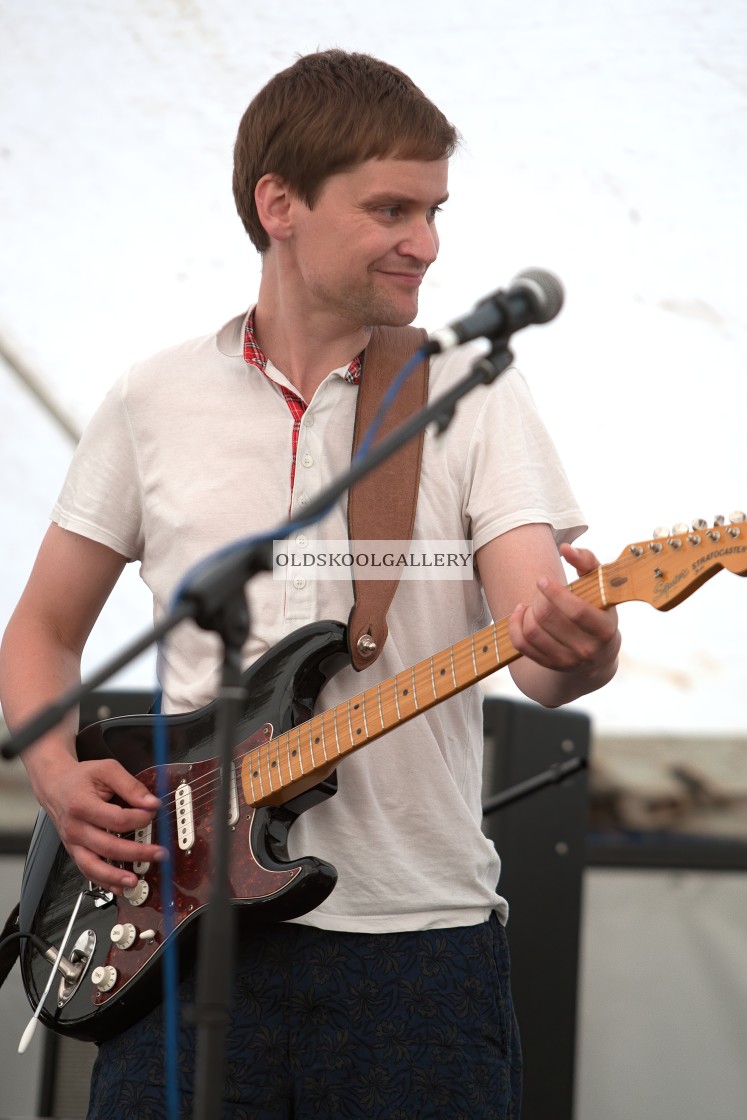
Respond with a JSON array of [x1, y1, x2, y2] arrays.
[[347, 325, 429, 671]]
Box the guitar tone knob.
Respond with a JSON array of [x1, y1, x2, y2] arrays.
[[110, 922, 137, 949], [122, 878, 150, 907], [91, 965, 118, 993]]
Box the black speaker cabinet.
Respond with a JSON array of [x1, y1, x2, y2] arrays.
[[482, 696, 590, 1120]]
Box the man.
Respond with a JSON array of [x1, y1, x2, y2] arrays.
[[0, 51, 620, 1118]]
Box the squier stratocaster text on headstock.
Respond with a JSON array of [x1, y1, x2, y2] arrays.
[[596, 512, 747, 612]]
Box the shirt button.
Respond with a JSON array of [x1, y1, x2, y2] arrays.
[[293, 577, 306, 590], [301, 454, 313, 468], [298, 494, 310, 506], [304, 414, 315, 428], [296, 535, 308, 547]]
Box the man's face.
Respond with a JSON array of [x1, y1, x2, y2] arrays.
[[287, 157, 449, 328]]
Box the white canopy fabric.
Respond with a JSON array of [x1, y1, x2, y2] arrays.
[[1, 0, 745, 732]]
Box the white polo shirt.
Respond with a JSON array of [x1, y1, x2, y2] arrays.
[[53, 310, 585, 931]]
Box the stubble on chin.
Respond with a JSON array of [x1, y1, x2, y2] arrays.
[[310, 272, 420, 330], [349, 287, 420, 330]]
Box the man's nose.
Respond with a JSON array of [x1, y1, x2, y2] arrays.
[[399, 217, 439, 265]]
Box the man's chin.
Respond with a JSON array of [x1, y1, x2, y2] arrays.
[[366, 296, 420, 329]]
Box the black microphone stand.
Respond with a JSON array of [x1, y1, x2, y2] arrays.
[[2, 336, 517, 1120], [481, 756, 587, 816]]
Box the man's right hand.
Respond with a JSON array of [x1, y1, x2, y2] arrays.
[[32, 752, 169, 894]]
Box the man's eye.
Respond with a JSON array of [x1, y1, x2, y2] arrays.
[[379, 206, 400, 219]]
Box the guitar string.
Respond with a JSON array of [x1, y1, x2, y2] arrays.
[[47, 533, 743, 917], [111, 566, 608, 846], [52, 543, 688, 913], [47, 590, 581, 915]]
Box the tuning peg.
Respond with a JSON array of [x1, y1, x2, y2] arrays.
[[713, 514, 726, 526], [727, 511, 745, 538], [692, 519, 707, 531], [652, 526, 670, 538], [671, 523, 689, 534]]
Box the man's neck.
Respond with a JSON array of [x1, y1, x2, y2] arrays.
[[254, 278, 369, 401]]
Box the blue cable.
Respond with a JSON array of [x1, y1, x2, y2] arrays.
[[151, 693, 181, 1120]]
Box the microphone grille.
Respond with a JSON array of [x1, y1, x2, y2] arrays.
[[513, 268, 564, 323]]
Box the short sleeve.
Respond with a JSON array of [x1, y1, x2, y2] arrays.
[[52, 371, 144, 560], [463, 368, 587, 553]]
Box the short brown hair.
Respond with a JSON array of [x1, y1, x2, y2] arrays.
[[233, 50, 460, 252]]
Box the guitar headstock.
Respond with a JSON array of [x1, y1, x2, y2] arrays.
[[602, 512, 747, 611]]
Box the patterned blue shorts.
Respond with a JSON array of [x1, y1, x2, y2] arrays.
[[87, 914, 522, 1119]]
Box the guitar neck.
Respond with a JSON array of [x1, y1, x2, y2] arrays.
[[243, 567, 605, 806]]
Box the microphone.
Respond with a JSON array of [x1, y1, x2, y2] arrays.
[[427, 268, 564, 353]]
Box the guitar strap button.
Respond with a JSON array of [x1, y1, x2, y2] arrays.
[[356, 634, 377, 658]]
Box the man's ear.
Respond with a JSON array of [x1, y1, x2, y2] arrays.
[[254, 174, 294, 243]]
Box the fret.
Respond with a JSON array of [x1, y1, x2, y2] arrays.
[[290, 726, 301, 779], [491, 624, 501, 668], [374, 683, 385, 733], [428, 655, 437, 702], [267, 736, 280, 792], [392, 676, 402, 721], [410, 666, 419, 710], [280, 729, 291, 786], [309, 717, 325, 769], [296, 723, 307, 776], [344, 701, 355, 754], [378, 676, 399, 733], [331, 707, 342, 757]]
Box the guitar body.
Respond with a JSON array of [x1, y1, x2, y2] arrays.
[[18, 620, 349, 1042]]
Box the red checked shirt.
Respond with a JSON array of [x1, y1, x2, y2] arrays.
[[243, 309, 362, 495]]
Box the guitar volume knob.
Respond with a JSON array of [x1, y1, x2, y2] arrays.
[[122, 878, 150, 907], [110, 922, 137, 949], [91, 965, 118, 993]]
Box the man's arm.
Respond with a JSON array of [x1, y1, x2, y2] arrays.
[[476, 522, 621, 708], [0, 524, 167, 893]]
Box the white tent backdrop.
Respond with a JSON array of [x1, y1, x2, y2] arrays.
[[1, 0, 745, 734]]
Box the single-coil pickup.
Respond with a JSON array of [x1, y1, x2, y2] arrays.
[[228, 761, 239, 827], [175, 783, 195, 851], [133, 822, 152, 875]]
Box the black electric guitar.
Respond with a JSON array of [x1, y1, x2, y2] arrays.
[[18, 518, 747, 1041]]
